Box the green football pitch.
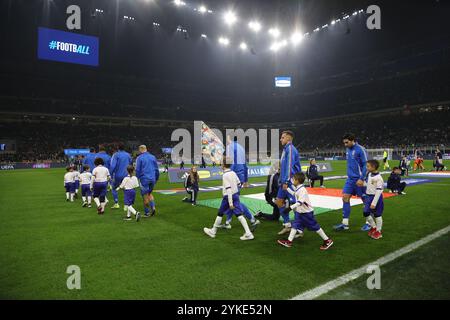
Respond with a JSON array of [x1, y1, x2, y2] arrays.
[[0, 160, 449, 299]]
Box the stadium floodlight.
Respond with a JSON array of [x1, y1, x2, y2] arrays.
[[331, 20, 336, 25], [201, 34, 207, 38], [268, 28, 281, 38], [313, 27, 320, 32], [153, 22, 160, 26], [322, 24, 328, 29], [290, 32, 303, 45], [343, 14, 349, 19], [223, 11, 237, 26], [218, 37, 230, 46], [239, 42, 248, 50], [198, 6, 207, 14], [359, 9, 364, 13], [174, 0, 186, 6], [352, 11, 358, 16], [248, 21, 262, 32]]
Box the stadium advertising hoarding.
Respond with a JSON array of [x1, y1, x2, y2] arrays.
[[37, 27, 99, 66], [64, 149, 90, 156], [168, 163, 333, 183], [0, 162, 67, 170]]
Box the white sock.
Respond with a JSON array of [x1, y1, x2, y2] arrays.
[[87, 196, 91, 205], [366, 216, 376, 228], [123, 205, 128, 212], [342, 218, 349, 225], [105, 197, 109, 204], [82, 196, 86, 202], [75, 189, 78, 194], [70, 193, 74, 201], [283, 222, 292, 228], [126, 208, 131, 218], [375, 217, 383, 231], [66, 192, 69, 200], [100, 202, 106, 210], [128, 205, 137, 215], [238, 215, 252, 235], [211, 216, 223, 234], [316, 228, 329, 241], [94, 197, 100, 207], [288, 228, 297, 242]]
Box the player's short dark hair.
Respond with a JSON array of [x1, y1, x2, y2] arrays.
[[94, 157, 104, 166], [367, 159, 379, 170], [282, 130, 295, 139], [90, 147, 96, 153], [342, 133, 356, 141], [83, 165, 90, 171], [66, 166, 72, 172], [293, 172, 306, 184], [127, 165, 134, 175], [309, 158, 316, 164]]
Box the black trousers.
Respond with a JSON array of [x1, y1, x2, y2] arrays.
[[257, 195, 280, 221], [310, 175, 324, 187], [187, 188, 199, 204], [391, 182, 406, 193]]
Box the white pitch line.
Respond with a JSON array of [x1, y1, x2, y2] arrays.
[[290, 225, 450, 300]]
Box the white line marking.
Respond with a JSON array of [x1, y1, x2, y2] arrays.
[[290, 225, 450, 300]]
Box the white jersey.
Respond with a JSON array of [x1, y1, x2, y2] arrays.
[[288, 184, 314, 214], [364, 172, 384, 206], [92, 165, 110, 183], [79, 172, 92, 185], [222, 169, 241, 205], [73, 170, 80, 181], [64, 172, 75, 184], [118, 176, 139, 190]]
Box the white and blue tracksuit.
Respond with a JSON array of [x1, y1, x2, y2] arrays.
[[110, 150, 133, 204]]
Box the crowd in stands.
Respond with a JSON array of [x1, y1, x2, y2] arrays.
[[1, 104, 448, 163]]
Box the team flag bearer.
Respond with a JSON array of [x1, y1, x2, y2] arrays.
[[116, 165, 141, 222], [64, 166, 76, 202], [363, 160, 385, 240], [203, 160, 254, 241], [91, 158, 111, 215], [79, 165, 93, 208], [278, 172, 334, 250]]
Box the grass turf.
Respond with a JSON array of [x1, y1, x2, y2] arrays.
[[0, 160, 449, 299]]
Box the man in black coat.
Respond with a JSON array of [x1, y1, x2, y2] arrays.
[[387, 167, 407, 195]]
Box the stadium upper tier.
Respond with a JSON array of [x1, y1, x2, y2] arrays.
[[0, 40, 449, 123]]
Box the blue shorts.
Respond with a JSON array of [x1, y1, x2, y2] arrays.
[[65, 182, 75, 193], [74, 181, 80, 189], [81, 184, 92, 197], [363, 194, 384, 217], [112, 176, 126, 189], [93, 182, 108, 198], [343, 178, 365, 197], [218, 194, 243, 217], [139, 179, 155, 196], [291, 211, 321, 232], [124, 189, 136, 206]]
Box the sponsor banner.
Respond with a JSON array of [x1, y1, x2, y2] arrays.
[[38, 27, 99, 66], [443, 154, 450, 160], [0, 162, 67, 170], [64, 149, 90, 156], [301, 162, 333, 173], [168, 165, 272, 183]]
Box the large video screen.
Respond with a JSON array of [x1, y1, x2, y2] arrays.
[[37, 27, 99, 66], [275, 76, 292, 88]]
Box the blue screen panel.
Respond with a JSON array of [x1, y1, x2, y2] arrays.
[[37, 27, 99, 66]]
